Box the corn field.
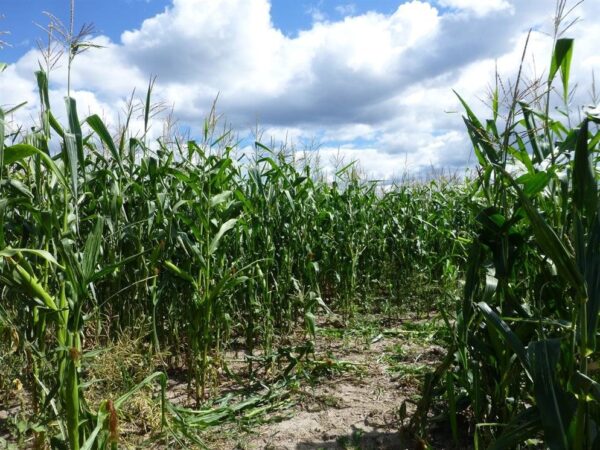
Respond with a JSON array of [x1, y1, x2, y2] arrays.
[[1, 1, 600, 449], [0, 65, 471, 447]]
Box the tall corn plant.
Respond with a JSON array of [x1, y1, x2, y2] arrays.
[[412, 7, 600, 448], [1, 64, 168, 448]]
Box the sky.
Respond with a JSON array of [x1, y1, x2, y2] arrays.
[[1, 0, 600, 179]]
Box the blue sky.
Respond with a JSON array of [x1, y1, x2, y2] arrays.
[[1, 0, 407, 62], [1, 0, 599, 177], [1, 0, 167, 61]]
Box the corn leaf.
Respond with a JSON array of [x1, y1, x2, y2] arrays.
[[209, 218, 237, 255], [82, 217, 104, 282], [527, 339, 574, 450], [64, 132, 79, 202], [549, 38, 574, 102], [477, 302, 532, 379], [65, 97, 85, 167], [489, 407, 542, 450], [573, 119, 597, 222], [0, 108, 4, 170], [86, 114, 124, 173], [1, 143, 37, 166]]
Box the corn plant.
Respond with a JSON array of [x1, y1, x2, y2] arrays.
[[412, 7, 600, 448]]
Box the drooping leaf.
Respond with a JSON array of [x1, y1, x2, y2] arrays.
[[86, 114, 124, 173], [1, 143, 69, 189], [516, 171, 551, 197], [1, 143, 37, 166], [304, 312, 316, 339], [0, 248, 64, 269], [209, 218, 238, 255], [549, 38, 574, 102], [210, 190, 232, 207], [163, 260, 197, 286]]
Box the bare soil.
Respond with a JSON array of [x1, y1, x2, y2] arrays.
[[0, 314, 448, 450], [206, 315, 446, 450]]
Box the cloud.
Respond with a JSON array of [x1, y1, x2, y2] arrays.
[[307, 4, 327, 23], [1, 0, 599, 176], [335, 4, 357, 16], [438, 0, 513, 16]]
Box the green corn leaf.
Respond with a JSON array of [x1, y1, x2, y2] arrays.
[[258, 155, 291, 185], [88, 251, 143, 284], [3, 101, 27, 116], [35, 71, 51, 113], [446, 371, 458, 446], [83, 371, 166, 450], [454, 90, 485, 130], [520, 103, 543, 163], [210, 190, 232, 207], [1, 143, 36, 166], [65, 97, 85, 167], [82, 217, 104, 282], [489, 407, 542, 450], [207, 273, 249, 304], [209, 218, 238, 255], [585, 214, 600, 351], [335, 160, 357, 177], [64, 132, 79, 202], [492, 85, 499, 122], [114, 371, 167, 410], [500, 167, 584, 294], [6, 261, 59, 311], [572, 371, 600, 403], [510, 136, 535, 173], [6, 178, 32, 198], [35, 71, 51, 142], [86, 114, 124, 173], [80, 405, 106, 450], [304, 312, 316, 339], [527, 339, 574, 450], [516, 171, 551, 197], [1, 143, 69, 189], [0, 248, 63, 269], [0, 108, 4, 171], [49, 110, 65, 138], [463, 118, 498, 164], [520, 196, 583, 293], [573, 119, 597, 222], [143, 76, 156, 139], [549, 38, 574, 102], [163, 260, 197, 285], [477, 302, 531, 379]]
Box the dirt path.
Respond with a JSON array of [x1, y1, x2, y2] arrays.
[[210, 316, 445, 450], [0, 315, 446, 450]]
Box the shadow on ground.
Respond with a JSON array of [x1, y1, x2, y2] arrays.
[[295, 425, 413, 449]]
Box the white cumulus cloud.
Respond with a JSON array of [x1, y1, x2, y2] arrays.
[[438, 0, 513, 16]]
